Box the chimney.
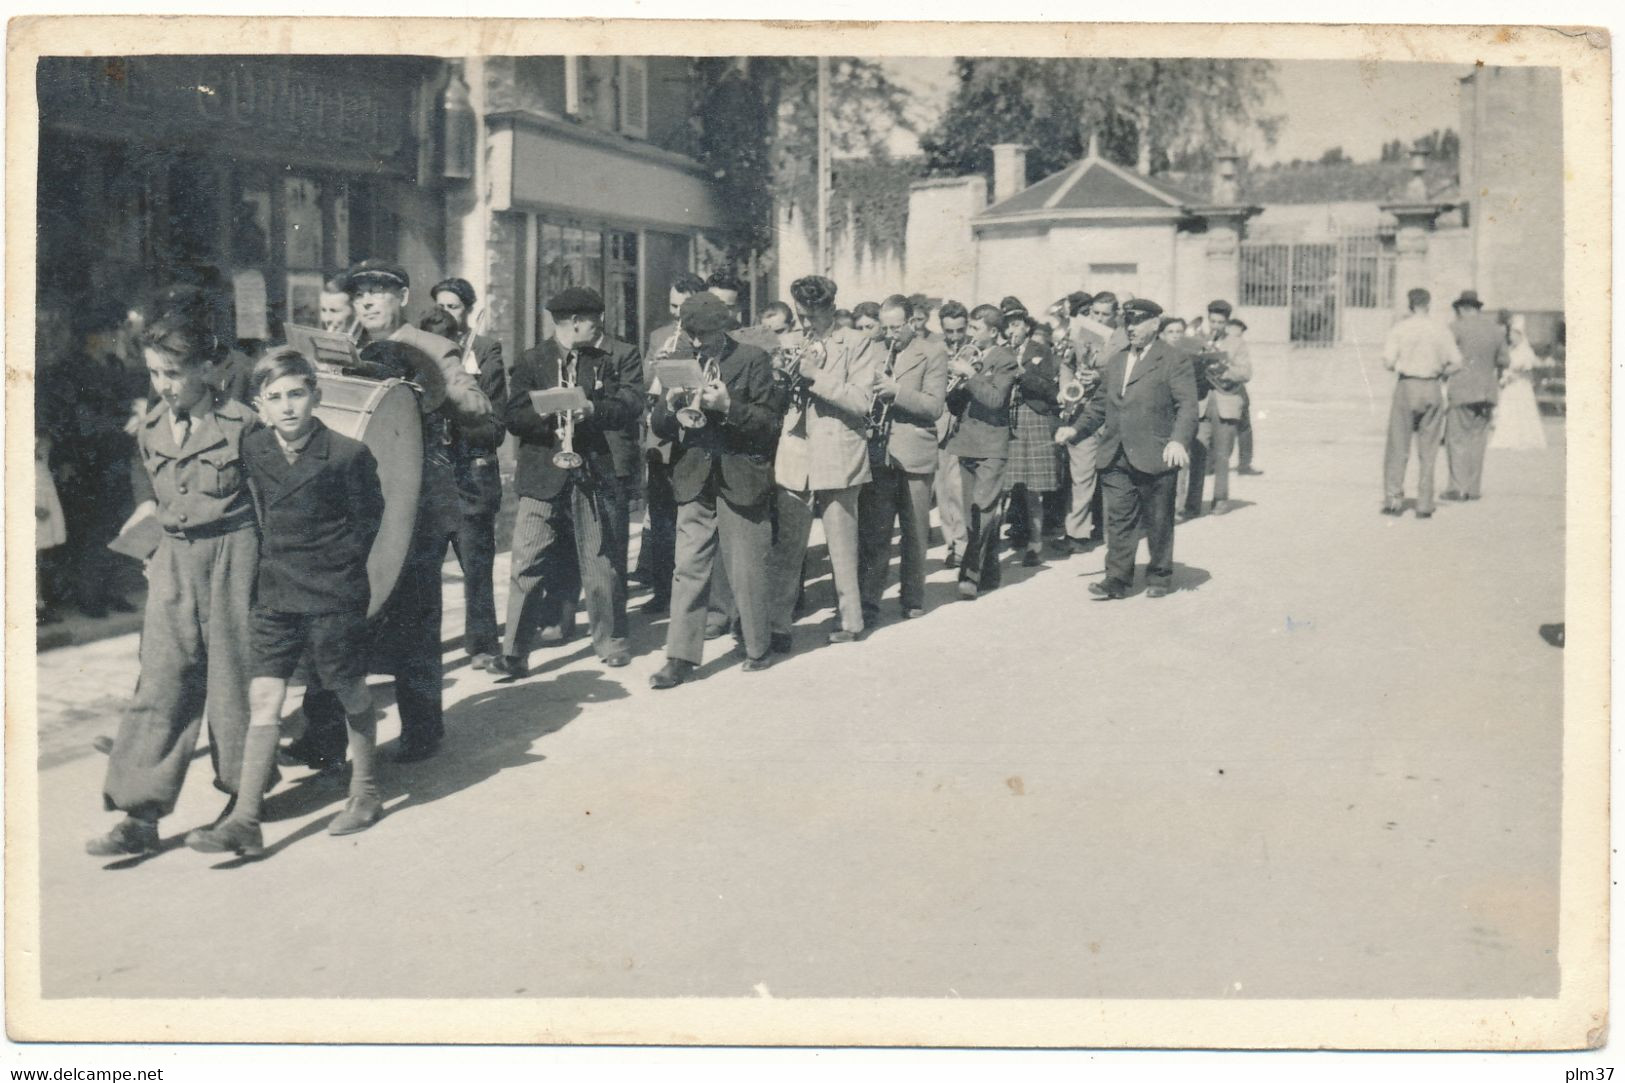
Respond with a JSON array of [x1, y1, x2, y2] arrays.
[[1212, 150, 1240, 204], [992, 143, 1028, 204]]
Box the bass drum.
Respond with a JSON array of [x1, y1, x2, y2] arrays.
[[314, 374, 423, 617]]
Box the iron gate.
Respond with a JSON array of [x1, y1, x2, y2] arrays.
[[1240, 232, 1393, 346]]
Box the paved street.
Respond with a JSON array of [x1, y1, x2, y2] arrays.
[[30, 348, 1566, 1002]]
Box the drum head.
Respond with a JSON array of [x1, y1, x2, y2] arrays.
[[315, 375, 423, 617]]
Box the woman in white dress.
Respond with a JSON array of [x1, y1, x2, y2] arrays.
[[1491, 315, 1547, 450]]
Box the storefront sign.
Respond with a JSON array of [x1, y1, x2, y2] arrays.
[[37, 56, 421, 173]]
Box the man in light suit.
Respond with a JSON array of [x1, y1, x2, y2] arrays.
[[1064, 298, 1198, 599], [1443, 289, 1511, 501], [857, 294, 948, 624], [765, 275, 880, 646]]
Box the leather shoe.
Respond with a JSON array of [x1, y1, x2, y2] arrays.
[[488, 654, 529, 680], [1022, 549, 1042, 568], [1415, 510, 1434, 519], [827, 628, 863, 645], [1237, 466, 1263, 476], [740, 655, 773, 673], [1145, 583, 1172, 598], [649, 659, 696, 690], [468, 652, 498, 671], [1209, 500, 1230, 516], [958, 581, 979, 600], [601, 651, 631, 668], [106, 596, 137, 614], [92, 734, 115, 756], [944, 549, 959, 569], [770, 633, 794, 655], [703, 619, 729, 640], [1440, 489, 1466, 501], [1380, 505, 1403, 517], [642, 596, 670, 616], [902, 606, 925, 620], [329, 794, 383, 836], [1088, 580, 1127, 600], [86, 817, 160, 857], [186, 818, 265, 858], [392, 737, 441, 764]]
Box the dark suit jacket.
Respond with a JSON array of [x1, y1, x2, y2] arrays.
[[1012, 339, 1060, 416], [506, 338, 642, 502], [453, 332, 507, 458], [592, 334, 646, 479], [1449, 312, 1511, 405], [243, 420, 385, 614], [650, 337, 780, 508], [945, 343, 1020, 459], [1076, 339, 1199, 475]]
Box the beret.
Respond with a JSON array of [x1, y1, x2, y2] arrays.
[[345, 259, 410, 290], [1121, 298, 1164, 324], [545, 286, 606, 317], [679, 291, 733, 335], [1205, 298, 1233, 317]]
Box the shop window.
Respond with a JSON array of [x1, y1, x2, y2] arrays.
[[167, 155, 223, 266], [536, 218, 645, 346]]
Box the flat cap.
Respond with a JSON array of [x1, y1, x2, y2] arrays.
[[1121, 298, 1164, 324], [545, 286, 605, 318], [679, 291, 733, 335], [1452, 289, 1483, 309], [1206, 298, 1234, 317], [345, 259, 410, 291]]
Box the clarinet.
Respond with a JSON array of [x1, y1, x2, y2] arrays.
[[866, 340, 899, 471]]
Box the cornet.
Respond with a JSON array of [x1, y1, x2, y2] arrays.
[[944, 340, 984, 394], [553, 406, 584, 470], [674, 356, 721, 430]]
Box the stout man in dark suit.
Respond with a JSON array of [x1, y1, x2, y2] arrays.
[[1066, 298, 1198, 599]]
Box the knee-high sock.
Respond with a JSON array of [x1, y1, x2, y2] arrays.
[[346, 710, 380, 801], [232, 725, 282, 828]]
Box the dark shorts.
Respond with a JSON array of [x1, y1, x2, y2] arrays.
[[250, 606, 368, 687]]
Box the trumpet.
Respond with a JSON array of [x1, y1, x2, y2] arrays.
[[773, 335, 824, 410], [674, 356, 720, 430], [944, 340, 983, 394], [552, 406, 584, 470]]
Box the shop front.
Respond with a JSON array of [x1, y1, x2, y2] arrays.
[[36, 55, 448, 348], [481, 109, 730, 355]]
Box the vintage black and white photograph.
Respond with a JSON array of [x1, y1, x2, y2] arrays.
[[4, 15, 1609, 1052]]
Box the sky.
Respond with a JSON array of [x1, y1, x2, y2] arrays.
[[878, 58, 1474, 166]]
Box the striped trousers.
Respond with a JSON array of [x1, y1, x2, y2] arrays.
[[502, 487, 628, 661]]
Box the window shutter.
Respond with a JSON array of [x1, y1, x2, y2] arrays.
[[618, 58, 648, 138]]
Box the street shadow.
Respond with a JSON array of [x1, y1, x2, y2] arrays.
[[1133, 562, 1212, 595], [224, 672, 626, 863]]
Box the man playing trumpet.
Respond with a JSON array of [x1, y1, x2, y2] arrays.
[[492, 287, 642, 677], [649, 293, 783, 688], [765, 275, 881, 647], [857, 294, 947, 624]]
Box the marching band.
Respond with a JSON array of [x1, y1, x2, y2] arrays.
[[83, 256, 1255, 859]]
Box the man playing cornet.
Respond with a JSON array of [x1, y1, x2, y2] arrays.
[[649, 293, 783, 688], [491, 287, 642, 678], [764, 275, 882, 647]]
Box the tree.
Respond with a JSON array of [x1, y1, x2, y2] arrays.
[[1319, 146, 1350, 165], [688, 57, 916, 259], [919, 58, 1281, 185]]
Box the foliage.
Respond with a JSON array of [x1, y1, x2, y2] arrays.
[[919, 58, 1282, 186], [688, 57, 916, 264], [827, 155, 922, 260], [1380, 129, 1459, 163]]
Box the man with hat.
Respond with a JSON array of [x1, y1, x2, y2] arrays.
[[1380, 288, 1463, 518], [430, 277, 508, 669], [764, 274, 882, 646], [649, 292, 783, 688], [1443, 289, 1511, 501], [290, 257, 494, 767], [1068, 297, 1197, 599], [490, 286, 643, 678]]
